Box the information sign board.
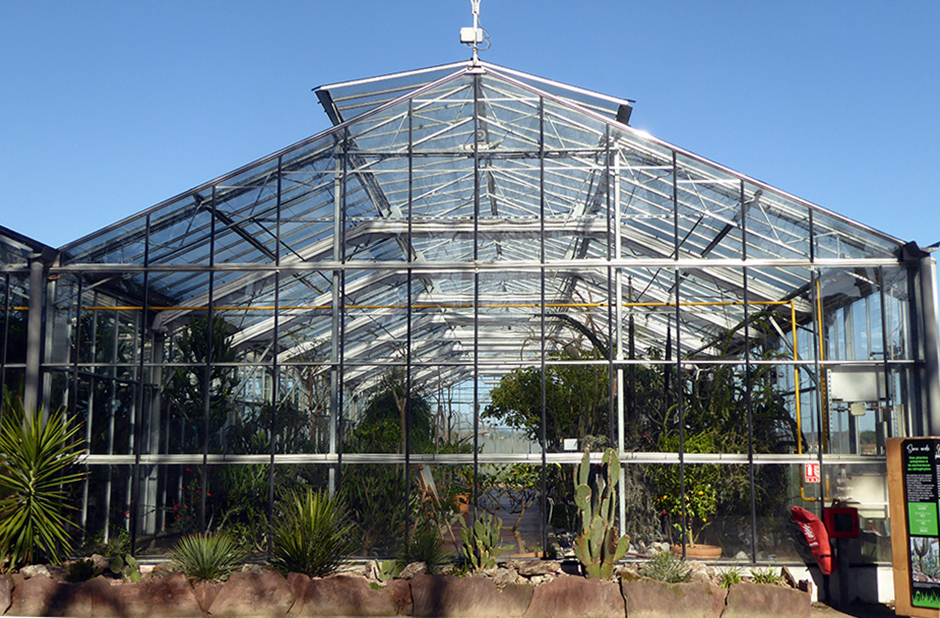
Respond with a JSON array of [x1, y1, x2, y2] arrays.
[[887, 438, 940, 617]]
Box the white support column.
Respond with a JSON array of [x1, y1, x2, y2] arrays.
[[920, 256, 940, 435]]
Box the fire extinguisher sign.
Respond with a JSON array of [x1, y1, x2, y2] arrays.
[[804, 462, 820, 483]]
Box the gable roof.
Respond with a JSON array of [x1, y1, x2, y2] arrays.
[[56, 60, 908, 390]]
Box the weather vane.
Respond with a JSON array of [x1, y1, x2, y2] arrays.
[[460, 0, 489, 63]]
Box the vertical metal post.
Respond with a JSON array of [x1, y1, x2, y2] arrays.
[[267, 155, 283, 556], [538, 95, 548, 556], [200, 187, 217, 532], [329, 140, 344, 496], [404, 99, 414, 534], [614, 150, 626, 529], [70, 278, 83, 416], [742, 182, 757, 562], [605, 127, 615, 448], [472, 74, 482, 519], [809, 210, 826, 512], [877, 267, 893, 449], [672, 152, 686, 554], [130, 214, 150, 553]]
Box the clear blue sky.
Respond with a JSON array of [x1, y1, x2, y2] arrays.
[[1, 1, 938, 255]]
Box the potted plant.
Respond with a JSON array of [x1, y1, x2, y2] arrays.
[[653, 432, 722, 559]]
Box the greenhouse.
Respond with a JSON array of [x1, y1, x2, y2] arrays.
[[1, 59, 938, 572]]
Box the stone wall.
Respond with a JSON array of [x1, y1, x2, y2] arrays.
[[0, 564, 811, 618]]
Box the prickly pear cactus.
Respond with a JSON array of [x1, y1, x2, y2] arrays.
[[460, 513, 504, 572], [573, 448, 630, 579]]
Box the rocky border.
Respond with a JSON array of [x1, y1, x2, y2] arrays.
[[0, 561, 811, 618]]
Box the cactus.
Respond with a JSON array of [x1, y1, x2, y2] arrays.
[[460, 513, 504, 572], [573, 448, 630, 579], [109, 554, 141, 582]]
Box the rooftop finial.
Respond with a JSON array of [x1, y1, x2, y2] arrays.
[[460, 0, 488, 64]]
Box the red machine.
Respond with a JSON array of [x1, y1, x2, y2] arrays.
[[792, 505, 835, 575]]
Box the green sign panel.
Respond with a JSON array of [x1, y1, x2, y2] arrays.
[[902, 439, 940, 609]]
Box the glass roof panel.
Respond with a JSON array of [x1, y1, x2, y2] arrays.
[[45, 59, 911, 386]]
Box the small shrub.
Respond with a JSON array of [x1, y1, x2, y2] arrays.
[[270, 488, 353, 577], [640, 550, 691, 583], [397, 524, 452, 574], [169, 532, 246, 582], [750, 567, 781, 585], [718, 566, 743, 588]]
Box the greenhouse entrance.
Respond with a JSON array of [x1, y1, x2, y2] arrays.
[[1, 59, 939, 575]]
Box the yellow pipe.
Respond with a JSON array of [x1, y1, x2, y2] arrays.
[[792, 297, 816, 503]]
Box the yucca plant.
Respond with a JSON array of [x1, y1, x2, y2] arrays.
[[0, 404, 85, 570], [397, 524, 452, 574], [169, 532, 247, 581], [270, 488, 353, 577]]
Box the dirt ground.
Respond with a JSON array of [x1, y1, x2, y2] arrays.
[[811, 601, 899, 618]]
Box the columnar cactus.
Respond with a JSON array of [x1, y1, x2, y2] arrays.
[[573, 448, 630, 579]]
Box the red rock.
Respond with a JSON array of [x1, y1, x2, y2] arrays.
[[0, 574, 12, 615], [523, 575, 623, 618], [8, 573, 64, 616], [409, 573, 533, 618], [208, 570, 294, 617], [192, 579, 224, 613], [116, 572, 204, 617], [293, 573, 400, 616], [722, 581, 810, 618], [621, 578, 725, 618], [385, 578, 413, 615]]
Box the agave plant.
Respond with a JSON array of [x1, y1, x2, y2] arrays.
[[0, 404, 86, 570], [169, 532, 247, 582], [639, 550, 691, 583], [270, 488, 353, 577]]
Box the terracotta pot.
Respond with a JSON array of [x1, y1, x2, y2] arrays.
[[670, 543, 722, 560]]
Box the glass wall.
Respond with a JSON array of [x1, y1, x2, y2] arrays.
[[1, 61, 935, 564]]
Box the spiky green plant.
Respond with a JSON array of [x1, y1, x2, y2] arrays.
[[397, 524, 452, 574], [460, 513, 504, 572], [270, 488, 353, 577], [639, 550, 691, 583], [750, 567, 781, 585], [718, 566, 743, 588], [169, 532, 247, 581], [573, 448, 630, 579], [0, 404, 85, 570]]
